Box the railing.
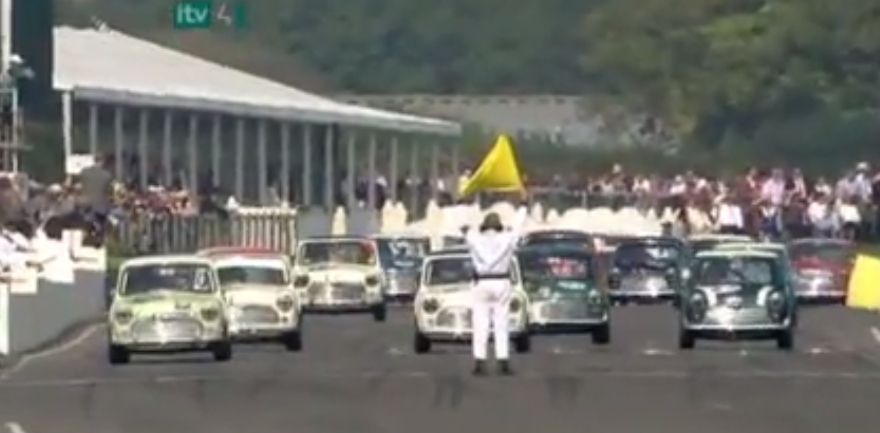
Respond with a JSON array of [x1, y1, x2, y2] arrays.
[[111, 209, 298, 256]]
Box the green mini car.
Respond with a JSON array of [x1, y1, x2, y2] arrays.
[[678, 249, 796, 350], [108, 255, 232, 364]]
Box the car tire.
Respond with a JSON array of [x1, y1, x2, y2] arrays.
[[282, 331, 302, 352], [414, 331, 431, 354], [211, 341, 233, 362], [108, 344, 130, 365], [678, 328, 695, 350], [372, 304, 387, 322], [776, 328, 794, 350], [513, 333, 531, 353], [592, 323, 611, 345]]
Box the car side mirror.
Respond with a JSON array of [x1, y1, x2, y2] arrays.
[[608, 269, 621, 290]]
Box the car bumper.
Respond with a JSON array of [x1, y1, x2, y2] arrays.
[[795, 289, 846, 300], [419, 329, 528, 342], [303, 299, 382, 311], [530, 317, 608, 331], [113, 338, 225, 352], [683, 320, 791, 338], [610, 290, 677, 301], [228, 322, 298, 339]]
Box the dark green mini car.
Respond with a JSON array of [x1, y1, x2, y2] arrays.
[[678, 249, 796, 350], [517, 244, 610, 344]]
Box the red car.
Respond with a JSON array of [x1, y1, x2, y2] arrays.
[[787, 238, 855, 303]]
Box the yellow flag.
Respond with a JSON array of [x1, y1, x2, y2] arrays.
[[846, 254, 880, 310], [459, 134, 525, 198]]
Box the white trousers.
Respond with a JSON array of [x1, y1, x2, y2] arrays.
[[471, 279, 511, 361]]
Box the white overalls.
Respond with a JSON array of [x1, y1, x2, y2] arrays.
[[465, 208, 528, 361]]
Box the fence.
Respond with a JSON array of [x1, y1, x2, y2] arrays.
[[111, 210, 298, 256]]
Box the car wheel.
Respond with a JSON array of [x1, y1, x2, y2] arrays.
[[211, 341, 233, 362], [776, 328, 794, 350], [108, 344, 130, 365], [372, 304, 387, 322], [282, 331, 302, 351], [592, 323, 611, 345], [414, 331, 431, 354], [513, 333, 531, 353], [678, 328, 695, 350]]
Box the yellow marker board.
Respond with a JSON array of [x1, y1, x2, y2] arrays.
[[459, 134, 525, 198], [846, 254, 880, 310]]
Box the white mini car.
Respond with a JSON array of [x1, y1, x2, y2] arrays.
[[292, 237, 387, 321], [199, 247, 302, 351], [413, 250, 531, 353], [108, 255, 231, 364]]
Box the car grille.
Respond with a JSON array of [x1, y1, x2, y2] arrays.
[[541, 302, 590, 320], [620, 275, 669, 292], [132, 315, 203, 342], [308, 283, 327, 299], [332, 283, 366, 301], [389, 274, 418, 294], [436, 307, 472, 329], [707, 307, 772, 325], [237, 305, 279, 325]]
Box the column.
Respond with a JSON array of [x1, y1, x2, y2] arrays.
[[323, 125, 334, 209], [257, 119, 268, 205], [211, 114, 221, 190], [302, 124, 313, 206], [280, 122, 290, 204], [451, 138, 460, 180], [389, 136, 399, 203], [114, 105, 124, 180], [138, 109, 149, 190], [88, 102, 98, 157], [61, 92, 73, 171], [235, 118, 245, 200], [430, 140, 439, 202], [162, 110, 172, 186], [367, 132, 377, 209], [188, 113, 198, 196], [409, 141, 418, 212], [346, 129, 356, 208]]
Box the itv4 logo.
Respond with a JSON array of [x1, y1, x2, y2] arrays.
[[173, 1, 247, 30]]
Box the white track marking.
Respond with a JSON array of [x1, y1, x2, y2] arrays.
[[5, 422, 26, 433], [870, 326, 880, 345], [0, 324, 103, 380], [642, 348, 674, 356]]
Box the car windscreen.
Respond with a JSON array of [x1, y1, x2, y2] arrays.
[[216, 265, 286, 287], [614, 243, 680, 269], [425, 256, 519, 286], [519, 253, 594, 292], [376, 238, 428, 269], [297, 240, 377, 266], [694, 257, 780, 291], [122, 263, 214, 295], [788, 242, 853, 264]]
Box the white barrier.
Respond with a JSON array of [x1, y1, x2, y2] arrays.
[[0, 230, 106, 355]]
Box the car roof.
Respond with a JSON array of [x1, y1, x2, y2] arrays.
[[298, 236, 373, 243], [197, 246, 285, 258], [371, 233, 429, 240], [121, 255, 213, 269], [518, 243, 594, 255], [618, 236, 683, 247], [789, 238, 854, 248], [688, 233, 753, 242], [694, 249, 778, 260], [525, 229, 591, 238], [714, 242, 787, 251], [425, 250, 469, 260]]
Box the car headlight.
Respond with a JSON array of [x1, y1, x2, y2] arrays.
[[113, 310, 133, 325], [365, 275, 380, 287], [509, 298, 522, 313], [276, 295, 295, 312], [422, 298, 440, 314], [294, 275, 310, 288], [766, 290, 787, 322], [587, 290, 605, 313], [201, 307, 221, 322], [686, 291, 708, 322]]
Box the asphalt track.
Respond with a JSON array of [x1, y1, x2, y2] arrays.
[[1, 304, 880, 433]]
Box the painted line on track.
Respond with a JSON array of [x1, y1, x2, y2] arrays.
[[5, 422, 26, 433], [2, 369, 880, 390], [870, 326, 880, 345], [0, 324, 104, 380]]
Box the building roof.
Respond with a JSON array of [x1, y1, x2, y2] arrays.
[[53, 26, 461, 136]]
